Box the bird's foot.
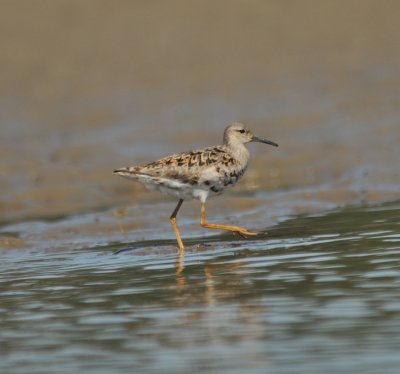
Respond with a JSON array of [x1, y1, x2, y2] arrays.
[[232, 228, 259, 239]]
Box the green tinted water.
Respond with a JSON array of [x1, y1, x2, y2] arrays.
[[1, 202, 400, 373]]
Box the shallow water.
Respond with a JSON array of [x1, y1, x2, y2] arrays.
[[1, 202, 399, 373]]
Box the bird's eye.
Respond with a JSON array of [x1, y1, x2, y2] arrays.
[[237, 129, 246, 134]]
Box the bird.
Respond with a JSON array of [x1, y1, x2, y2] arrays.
[[114, 122, 278, 252]]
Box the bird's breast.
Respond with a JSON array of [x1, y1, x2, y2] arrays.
[[198, 163, 247, 193]]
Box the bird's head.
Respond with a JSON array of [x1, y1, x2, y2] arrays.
[[223, 122, 279, 147]]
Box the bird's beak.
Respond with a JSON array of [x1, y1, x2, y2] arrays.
[[252, 136, 279, 147]]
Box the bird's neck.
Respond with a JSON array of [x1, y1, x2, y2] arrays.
[[224, 141, 250, 166]]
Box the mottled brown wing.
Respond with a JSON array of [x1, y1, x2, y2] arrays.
[[140, 146, 233, 179]]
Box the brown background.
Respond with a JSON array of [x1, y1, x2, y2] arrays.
[[0, 1, 399, 248]]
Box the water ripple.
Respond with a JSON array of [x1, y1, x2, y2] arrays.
[[1, 203, 400, 373]]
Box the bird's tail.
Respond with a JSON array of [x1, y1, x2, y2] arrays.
[[113, 167, 142, 179]]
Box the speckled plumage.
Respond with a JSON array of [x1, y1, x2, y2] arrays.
[[114, 122, 278, 252], [114, 145, 247, 201]]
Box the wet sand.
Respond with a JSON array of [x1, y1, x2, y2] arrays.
[[1, 1, 400, 249]]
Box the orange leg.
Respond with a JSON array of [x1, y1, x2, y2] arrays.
[[200, 202, 258, 238], [170, 199, 185, 253]]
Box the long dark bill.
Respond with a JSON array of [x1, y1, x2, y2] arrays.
[[252, 136, 279, 147]]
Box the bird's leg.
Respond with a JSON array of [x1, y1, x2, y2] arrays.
[[200, 202, 258, 237], [170, 199, 185, 253]]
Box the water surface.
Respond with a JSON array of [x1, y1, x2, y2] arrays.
[[1, 202, 399, 373]]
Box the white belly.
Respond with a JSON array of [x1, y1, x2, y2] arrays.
[[140, 175, 210, 202]]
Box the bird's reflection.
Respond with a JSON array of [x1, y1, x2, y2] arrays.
[[204, 261, 216, 307], [175, 251, 186, 288]]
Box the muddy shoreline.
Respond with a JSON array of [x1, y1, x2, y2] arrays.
[[1, 1, 400, 250]]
